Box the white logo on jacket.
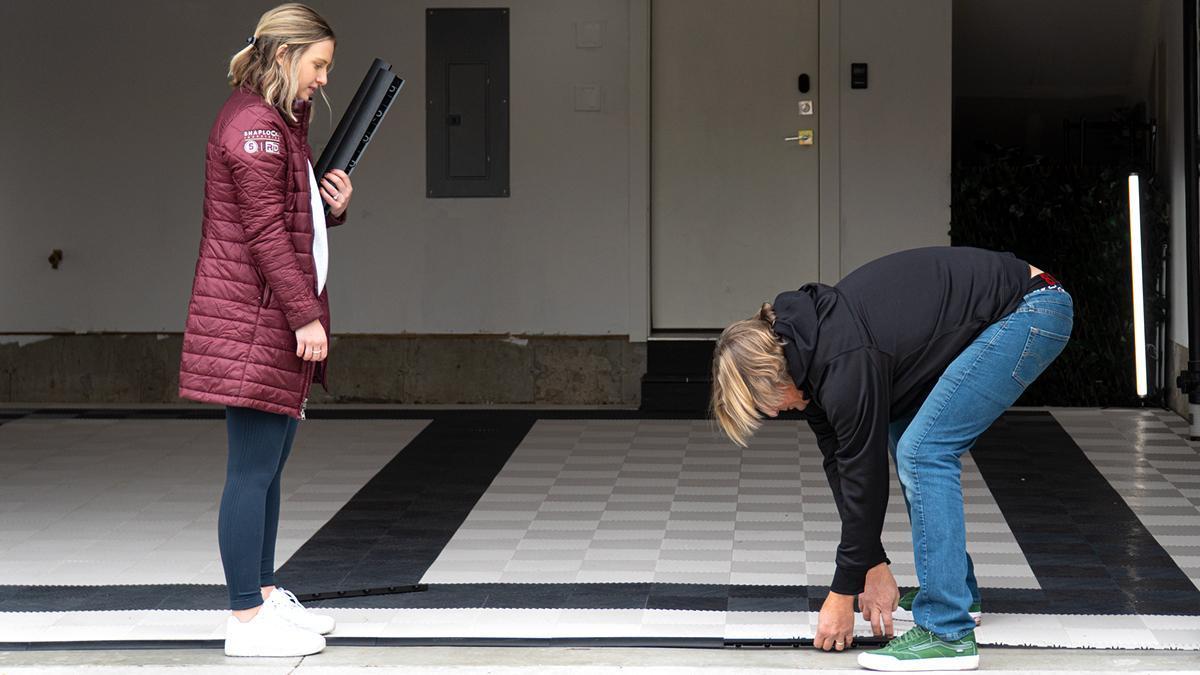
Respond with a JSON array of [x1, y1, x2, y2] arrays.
[[264, 141, 280, 154], [243, 129, 282, 141], [243, 140, 259, 154]]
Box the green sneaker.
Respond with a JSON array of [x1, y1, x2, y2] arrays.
[[894, 588, 982, 625], [857, 625, 979, 672]]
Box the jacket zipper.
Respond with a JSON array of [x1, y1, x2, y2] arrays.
[[299, 360, 314, 420], [297, 142, 317, 422]]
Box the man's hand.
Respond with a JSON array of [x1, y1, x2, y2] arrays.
[[858, 562, 899, 638], [814, 591, 856, 651]]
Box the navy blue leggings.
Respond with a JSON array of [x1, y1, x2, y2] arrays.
[[219, 406, 299, 610]]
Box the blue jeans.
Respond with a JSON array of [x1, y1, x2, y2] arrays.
[[891, 286, 1073, 640], [889, 413, 981, 606]]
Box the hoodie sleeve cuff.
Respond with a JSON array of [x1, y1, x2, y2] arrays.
[[830, 555, 891, 596], [830, 566, 868, 596]]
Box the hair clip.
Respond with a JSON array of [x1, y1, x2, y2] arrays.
[[246, 35, 257, 46]]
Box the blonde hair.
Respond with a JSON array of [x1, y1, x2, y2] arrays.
[[228, 3, 335, 122], [710, 303, 791, 447]]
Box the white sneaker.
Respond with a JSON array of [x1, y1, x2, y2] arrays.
[[266, 587, 337, 635], [224, 600, 326, 657]]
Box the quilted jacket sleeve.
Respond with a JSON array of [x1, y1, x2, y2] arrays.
[[221, 107, 322, 331], [327, 206, 347, 227]]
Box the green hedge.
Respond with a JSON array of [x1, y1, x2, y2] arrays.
[[950, 148, 1169, 406]]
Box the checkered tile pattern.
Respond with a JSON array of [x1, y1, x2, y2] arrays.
[[421, 419, 1038, 589], [0, 417, 429, 586], [2, 409, 1197, 649], [1052, 408, 1200, 591]]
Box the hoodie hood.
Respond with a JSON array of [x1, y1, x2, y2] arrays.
[[770, 283, 840, 393]]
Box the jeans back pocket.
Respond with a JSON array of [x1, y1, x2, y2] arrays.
[[1012, 326, 1070, 388]]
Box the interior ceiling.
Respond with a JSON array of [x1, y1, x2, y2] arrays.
[[954, 0, 1162, 99]]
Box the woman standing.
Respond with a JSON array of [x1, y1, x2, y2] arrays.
[[179, 3, 354, 658], [710, 246, 1072, 672]]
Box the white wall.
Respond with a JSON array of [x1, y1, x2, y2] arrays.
[[835, 0, 953, 277], [1, 0, 634, 335], [1, 0, 229, 334], [0, 0, 954, 335]]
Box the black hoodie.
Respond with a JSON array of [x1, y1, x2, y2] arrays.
[[771, 246, 1033, 595]]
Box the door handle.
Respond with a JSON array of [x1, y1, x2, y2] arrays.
[[784, 129, 814, 145]]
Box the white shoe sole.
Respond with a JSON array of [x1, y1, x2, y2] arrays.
[[893, 609, 981, 626], [858, 652, 979, 671], [224, 634, 325, 657], [224, 641, 325, 657]]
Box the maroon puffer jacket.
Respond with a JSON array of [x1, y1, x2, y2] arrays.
[[179, 88, 345, 419]]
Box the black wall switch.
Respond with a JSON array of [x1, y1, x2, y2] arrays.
[[851, 62, 868, 89]]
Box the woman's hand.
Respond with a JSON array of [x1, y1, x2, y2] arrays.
[[320, 169, 352, 217], [859, 562, 899, 638], [814, 591, 856, 651], [295, 319, 328, 362]]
